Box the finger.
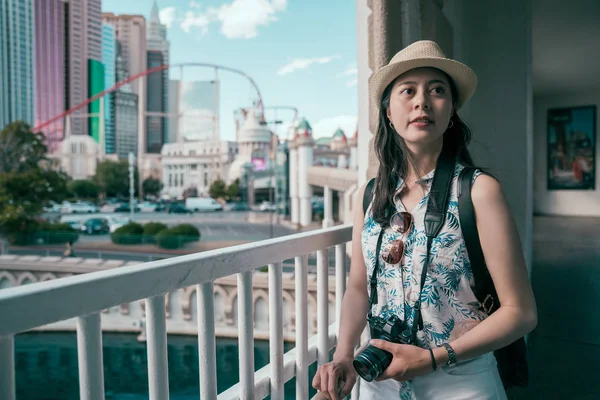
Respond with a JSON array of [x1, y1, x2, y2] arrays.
[[340, 375, 356, 397], [320, 371, 330, 399], [369, 339, 392, 352], [327, 372, 341, 400], [312, 369, 321, 389]]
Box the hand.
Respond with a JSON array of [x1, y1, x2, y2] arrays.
[[370, 340, 433, 382], [312, 358, 357, 400]]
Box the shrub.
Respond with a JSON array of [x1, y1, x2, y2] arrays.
[[142, 222, 168, 243], [111, 222, 144, 245], [156, 224, 201, 249], [9, 221, 79, 246]]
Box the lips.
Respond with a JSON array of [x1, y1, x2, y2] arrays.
[[410, 116, 434, 124]]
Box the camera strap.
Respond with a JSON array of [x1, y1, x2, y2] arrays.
[[411, 145, 456, 337], [365, 145, 457, 336]]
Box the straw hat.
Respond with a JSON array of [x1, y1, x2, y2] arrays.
[[369, 40, 477, 110]]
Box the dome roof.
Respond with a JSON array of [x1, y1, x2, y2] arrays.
[[294, 118, 313, 139], [332, 128, 347, 142], [238, 109, 272, 144]]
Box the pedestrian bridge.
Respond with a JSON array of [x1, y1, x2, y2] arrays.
[[0, 225, 360, 400]]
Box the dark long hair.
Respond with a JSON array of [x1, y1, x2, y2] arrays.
[[371, 73, 476, 225]]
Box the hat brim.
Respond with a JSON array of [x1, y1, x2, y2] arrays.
[[369, 57, 478, 111]]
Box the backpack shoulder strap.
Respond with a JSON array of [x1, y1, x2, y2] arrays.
[[458, 167, 497, 309], [362, 178, 376, 214]]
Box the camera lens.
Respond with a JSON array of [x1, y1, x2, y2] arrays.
[[352, 344, 393, 382]]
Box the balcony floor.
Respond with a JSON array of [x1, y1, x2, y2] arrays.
[[508, 216, 600, 399]]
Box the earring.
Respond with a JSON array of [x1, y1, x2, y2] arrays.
[[448, 120, 454, 129], [389, 120, 395, 130]]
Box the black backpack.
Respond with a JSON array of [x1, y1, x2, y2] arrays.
[[362, 166, 528, 389]]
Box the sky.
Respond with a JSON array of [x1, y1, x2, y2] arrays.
[[102, 0, 359, 142]]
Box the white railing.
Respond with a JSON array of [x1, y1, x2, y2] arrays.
[[0, 224, 355, 400]]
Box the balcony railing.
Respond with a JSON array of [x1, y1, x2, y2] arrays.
[[0, 224, 360, 400]]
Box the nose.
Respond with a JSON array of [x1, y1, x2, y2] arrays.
[[414, 91, 430, 110]]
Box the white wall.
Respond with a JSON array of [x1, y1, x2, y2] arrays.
[[534, 91, 600, 216], [444, 0, 534, 269]]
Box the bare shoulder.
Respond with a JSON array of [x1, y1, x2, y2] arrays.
[[470, 173, 506, 209]]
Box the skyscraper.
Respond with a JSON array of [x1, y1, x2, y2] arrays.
[[102, 12, 147, 152], [113, 43, 139, 160], [146, 0, 170, 153], [102, 23, 117, 155], [64, 0, 102, 137], [0, 0, 35, 130], [33, 0, 65, 152]]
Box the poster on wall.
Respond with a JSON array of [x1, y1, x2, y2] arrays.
[[547, 105, 596, 190]]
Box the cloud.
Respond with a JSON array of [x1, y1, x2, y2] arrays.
[[311, 115, 358, 139], [181, 0, 287, 39], [180, 10, 211, 34], [159, 7, 176, 28], [277, 55, 339, 76], [337, 65, 358, 78], [345, 79, 358, 87]]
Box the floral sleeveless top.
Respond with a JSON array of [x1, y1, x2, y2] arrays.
[[361, 163, 487, 350]]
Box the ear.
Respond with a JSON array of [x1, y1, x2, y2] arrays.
[[386, 108, 392, 121]]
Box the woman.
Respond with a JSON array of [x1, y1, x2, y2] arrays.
[[312, 40, 537, 399]]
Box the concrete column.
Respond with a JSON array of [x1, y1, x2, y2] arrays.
[[350, 145, 358, 170], [297, 138, 314, 227], [323, 186, 334, 228], [338, 194, 345, 224], [443, 0, 533, 270], [358, 0, 454, 182], [337, 154, 348, 169], [289, 143, 299, 225]]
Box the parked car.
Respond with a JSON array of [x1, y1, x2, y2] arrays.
[[106, 216, 130, 233], [185, 197, 223, 212], [259, 201, 277, 212], [61, 202, 99, 214], [114, 203, 140, 213], [228, 202, 251, 211], [138, 202, 158, 212], [167, 204, 193, 214], [80, 218, 110, 235]]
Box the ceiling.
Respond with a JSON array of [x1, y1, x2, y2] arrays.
[[532, 0, 600, 95]]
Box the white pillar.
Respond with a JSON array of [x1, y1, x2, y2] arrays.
[[323, 186, 334, 228], [337, 154, 348, 169], [350, 145, 358, 170], [289, 144, 299, 225], [297, 138, 314, 227]]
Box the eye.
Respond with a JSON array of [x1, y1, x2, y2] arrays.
[[400, 88, 414, 95], [431, 86, 445, 94]]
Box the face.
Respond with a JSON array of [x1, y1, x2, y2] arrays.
[[386, 67, 454, 146]]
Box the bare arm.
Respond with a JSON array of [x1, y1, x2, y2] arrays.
[[433, 174, 538, 363], [332, 182, 370, 361]]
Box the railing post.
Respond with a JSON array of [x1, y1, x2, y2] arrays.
[[335, 244, 346, 330], [146, 295, 169, 400], [317, 249, 329, 366], [268, 262, 284, 400], [238, 270, 255, 399], [197, 282, 218, 400], [0, 335, 15, 400], [295, 255, 309, 399], [76, 313, 105, 400]]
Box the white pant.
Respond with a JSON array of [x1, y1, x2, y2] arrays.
[[358, 352, 507, 400]]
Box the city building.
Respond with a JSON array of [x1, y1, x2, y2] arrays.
[[160, 140, 238, 199], [0, 0, 34, 129], [102, 12, 147, 151], [102, 23, 117, 155], [168, 79, 180, 143], [146, 0, 170, 154], [33, 0, 65, 152], [64, 0, 102, 137], [113, 45, 139, 160]]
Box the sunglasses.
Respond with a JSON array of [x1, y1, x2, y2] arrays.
[[381, 211, 413, 265]]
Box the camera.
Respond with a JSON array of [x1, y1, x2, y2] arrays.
[[352, 314, 413, 382]]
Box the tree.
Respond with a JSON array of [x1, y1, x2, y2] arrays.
[[209, 179, 228, 199], [69, 179, 99, 200], [143, 177, 163, 197], [226, 179, 240, 200], [0, 121, 70, 251], [94, 159, 138, 198]]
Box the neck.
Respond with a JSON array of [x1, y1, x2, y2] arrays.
[[404, 138, 443, 183]]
